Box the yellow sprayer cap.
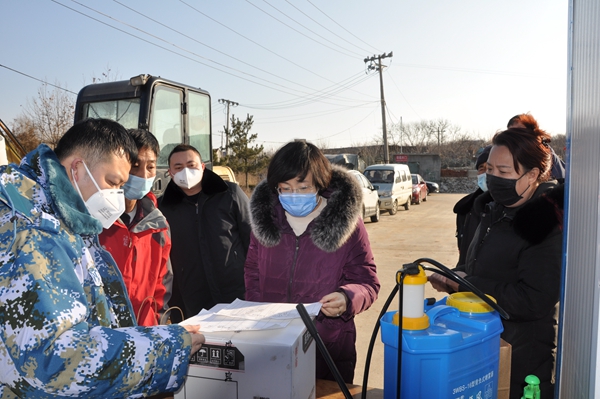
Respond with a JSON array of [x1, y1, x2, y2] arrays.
[[398, 266, 428, 285], [392, 312, 430, 330], [447, 292, 497, 313]]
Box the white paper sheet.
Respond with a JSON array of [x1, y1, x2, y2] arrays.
[[216, 299, 322, 320], [179, 300, 322, 332]]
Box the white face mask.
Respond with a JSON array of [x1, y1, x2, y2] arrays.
[[173, 167, 203, 189], [72, 161, 126, 229]]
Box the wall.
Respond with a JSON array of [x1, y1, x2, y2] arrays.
[[558, 1, 600, 397], [393, 153, 441, 182]]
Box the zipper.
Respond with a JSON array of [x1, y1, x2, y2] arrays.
[[287, 237, 300, 302]]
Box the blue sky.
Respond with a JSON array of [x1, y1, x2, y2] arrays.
[[1, 0, 568, 151]]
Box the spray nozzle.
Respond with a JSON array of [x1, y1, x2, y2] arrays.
[[400, 262, 421, 275]]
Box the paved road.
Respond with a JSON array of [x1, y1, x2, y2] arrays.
[[353, 193, 465, 390]]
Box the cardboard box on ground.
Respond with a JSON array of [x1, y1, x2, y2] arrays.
[[498, 339, 512, 399]]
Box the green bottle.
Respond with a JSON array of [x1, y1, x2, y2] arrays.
[[521, 375, 541, 399]]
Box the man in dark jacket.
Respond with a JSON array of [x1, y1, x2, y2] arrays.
[[159, 144, 251, 320], [454, 145, 492, 265]]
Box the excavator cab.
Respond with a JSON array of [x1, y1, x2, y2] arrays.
[[74, 74, 212, 196], [0, 119, 27, 165]]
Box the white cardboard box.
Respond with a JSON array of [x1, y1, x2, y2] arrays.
[[175, 317, 316, 399]]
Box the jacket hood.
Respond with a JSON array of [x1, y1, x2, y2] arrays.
[[160, 167, 229, 207], [17, 144, 102, 235], [129, 194, 169, 234], [250, 165, 362, 252]]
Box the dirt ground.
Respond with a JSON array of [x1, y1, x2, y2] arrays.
[[353, 193, 465, 390]]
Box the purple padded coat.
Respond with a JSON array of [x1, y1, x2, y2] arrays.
[[245, 166, 380, 383]]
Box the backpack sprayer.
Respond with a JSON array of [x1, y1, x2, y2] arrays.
[[361, 258, 510, 399], [298, 258, 539, 399]]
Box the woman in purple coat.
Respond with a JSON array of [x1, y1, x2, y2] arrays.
[[245, 141, 380, 383]]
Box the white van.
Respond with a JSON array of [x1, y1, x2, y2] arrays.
[[363, 164, 412, 214]]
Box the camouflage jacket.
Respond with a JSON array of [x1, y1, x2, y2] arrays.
[[0, 145, 192, 398]]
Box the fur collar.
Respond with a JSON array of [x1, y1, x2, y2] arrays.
[[250, 165, 362, 253], [453, 188, 484, 215], [474, 182, 563, 246], [19, 144, 102, 235], [513, 183, 564, 245]]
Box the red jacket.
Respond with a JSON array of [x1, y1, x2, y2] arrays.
[[100, 192, 173, 326], [245, 167, 380, 383]]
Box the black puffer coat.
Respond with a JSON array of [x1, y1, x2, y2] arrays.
[[453, 187, 487, 266], [159, 168, 251, 318], [462, 182, 564, 399]]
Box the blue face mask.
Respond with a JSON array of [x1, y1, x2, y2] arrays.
[[122, 174, 155, 200], [477, 173, 488, 192], [279, 192, 318, 217]]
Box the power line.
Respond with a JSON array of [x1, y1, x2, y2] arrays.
[[283, 0, 374, 55], [305, 0, 381, 54], [56, 0, 362, 105], [112, 0, 340, 97], [385, 69, 422, 120], [249, 0, 362, 58], [255, 101, 376, 124], [242, 72, 377, 110], [177, 0, 338, 85], [0, 64, 78, 95]]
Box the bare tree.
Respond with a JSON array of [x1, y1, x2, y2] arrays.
[[10, 115, 41, 153], [389, 120, 434, 153], [551, 134, 566, 161], [24, 81, 75, 148], [84, 65, 121, 85]]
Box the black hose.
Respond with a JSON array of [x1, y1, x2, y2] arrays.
[[360, 284, 398, 399], [296, 303, 353, 399], [415, 258, 509, 320], [396, 271, 405, 399]]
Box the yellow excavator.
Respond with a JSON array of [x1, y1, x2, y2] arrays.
[[0, 118, 27, 165]]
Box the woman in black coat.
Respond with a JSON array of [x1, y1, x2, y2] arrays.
[[431, 127, 564, 399]]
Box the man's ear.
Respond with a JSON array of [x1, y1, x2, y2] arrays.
[[201, 163, 206, 171], [69, 159, 84, 183]]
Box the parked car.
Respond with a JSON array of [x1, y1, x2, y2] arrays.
[[363, 164, 412, 214], [426, 181, 439, 194], [411, 174, 428, 204], [349, 170, 380, 222]]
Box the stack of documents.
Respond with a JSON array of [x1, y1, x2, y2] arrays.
[[180, 299, 322, 332]]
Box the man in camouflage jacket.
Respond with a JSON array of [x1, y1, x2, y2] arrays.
[[0, 119, 201, 398]]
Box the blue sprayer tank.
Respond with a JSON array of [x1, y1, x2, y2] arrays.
[[381, 292, 504, 399]]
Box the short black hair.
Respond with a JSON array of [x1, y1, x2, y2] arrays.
[[128, 129, 160, 157], [54, 118, 137, 167], [167, 144, 202, 167], [267, 141, 332, 193]]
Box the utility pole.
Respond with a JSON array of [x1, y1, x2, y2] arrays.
[[218, 98, 239, 156], [365, 52, 393, 164], [400, 116, 403, 154]]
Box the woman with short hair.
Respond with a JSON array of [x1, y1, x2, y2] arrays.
[[244, 140, 380, 383]]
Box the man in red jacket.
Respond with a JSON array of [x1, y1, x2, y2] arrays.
[[100, 129, 173, 326]]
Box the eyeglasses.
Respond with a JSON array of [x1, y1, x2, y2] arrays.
[[277, 186, 315, 194]]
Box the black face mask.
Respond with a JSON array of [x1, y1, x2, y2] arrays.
[[486, 173, 530, 206]]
